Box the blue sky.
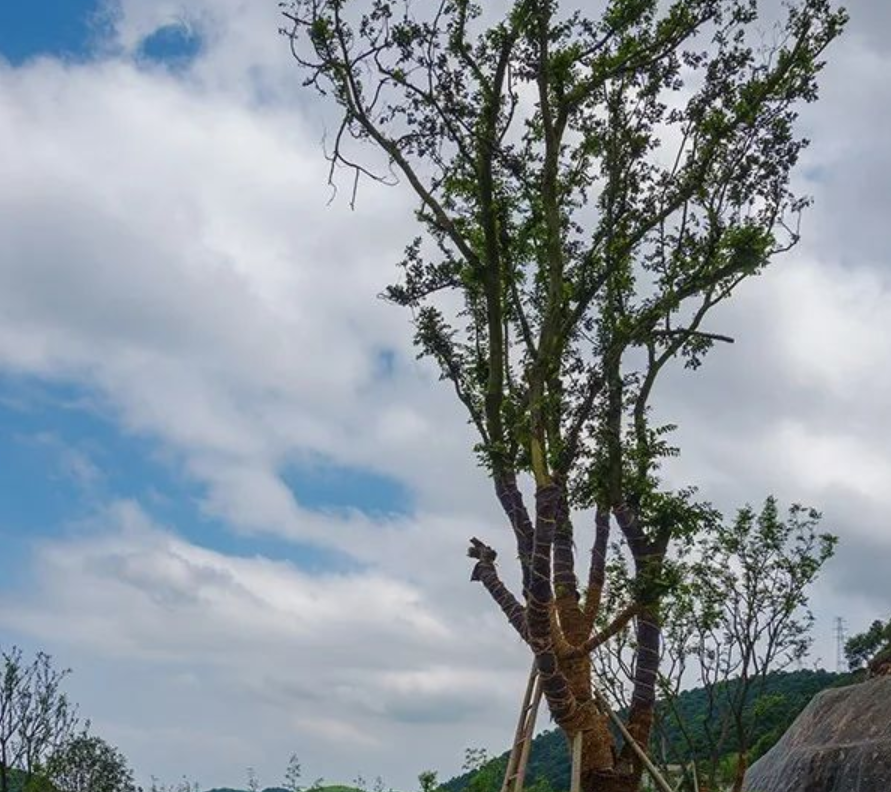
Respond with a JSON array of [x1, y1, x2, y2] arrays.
[[0, 0, 102, 64], [0, 368, 412, 585], [0, 0, 201, 66]]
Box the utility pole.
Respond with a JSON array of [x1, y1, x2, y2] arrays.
[[834, 617, 847, 672]]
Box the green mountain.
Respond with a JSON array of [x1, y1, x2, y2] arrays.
[[442, 669, 855, 792]]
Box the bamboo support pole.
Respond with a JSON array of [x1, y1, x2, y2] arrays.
[[514, 677, 541, 792], [589, 681, 675, 792], [501, 661, 541, 792], [570, 732, 583, 792]]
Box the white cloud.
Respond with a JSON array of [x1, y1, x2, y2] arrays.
[[1, 502, 526, 785]]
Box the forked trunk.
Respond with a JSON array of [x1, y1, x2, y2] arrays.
[[473, 482, 665, 792]]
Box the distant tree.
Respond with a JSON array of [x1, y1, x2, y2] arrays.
[[461, 750, 488, 774], [283, 1, 847, 789], [591, 499, 834, 790], [845, 617, 891, 671], [418, 770, 438, 792], [46, 733, 137, 792], [462, 749, 506, 792], [284, 753, 303, 792], [246, 767, 259, 792], [146, 776, 199, 792], [685, 499, 835, 792], [0, 646, 79, 792], [372, 775, 389, 792]]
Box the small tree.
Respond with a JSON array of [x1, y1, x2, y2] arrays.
[[283, 1, 846, 789], [284, 753, 303, 792], [845, 617, 891, 671], [418, 770, 438, 792], [0, 646, 79, 792], [681, 498, 835, 792], [372, 776, 389, 792], [46, 733, 137, 792], [246, 767, 260, 792]]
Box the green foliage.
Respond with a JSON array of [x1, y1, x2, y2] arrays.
[[417, 771, 437, 792], [656, 669, 853, 764], [845, 617, 891, 671], [284, 0, 847, 504], [0, 645, 79, 792], [442, 671, 852, 792], [46, 733, 137, 792]]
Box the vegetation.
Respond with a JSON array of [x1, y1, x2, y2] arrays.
[[417, 772, 438, 792], [0, 643, 869, 792], [47, 734, 137, 792], [442, 669, 854, 792], [282, 1, 846, 789], [0, 647, 78, 792], [845, 617, 891, 671], [656, 498, 835, 791]]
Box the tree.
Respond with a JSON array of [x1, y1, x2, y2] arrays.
[[0, 646, 78, 792], [284, 753, 303, 792], [418, 770, 438, 792], [458, 749, 505, 792], [283, 1, 846, 789], [845, 617, 891, 671], [46, 733, 137, 792], [662, 498, 835, 791], [372, 776, 390, 792], [246, 767, 259, 792]]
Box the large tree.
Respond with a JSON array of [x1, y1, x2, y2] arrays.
[[282, 1, 845, 789]]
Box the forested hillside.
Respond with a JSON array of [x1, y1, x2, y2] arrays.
[[442, 670, 854, 792]]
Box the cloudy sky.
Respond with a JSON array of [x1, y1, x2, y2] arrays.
[[0, 0, 889, 789]]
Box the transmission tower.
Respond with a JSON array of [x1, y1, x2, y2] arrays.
[[834, 617, 848, 672]]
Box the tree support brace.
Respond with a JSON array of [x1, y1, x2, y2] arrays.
[[589, 679, 675, 792], [501, 661, 543, 792]]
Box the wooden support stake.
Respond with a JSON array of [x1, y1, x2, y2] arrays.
[[570, 732, 583, 792], [514, 676, 541, 792], [589, 681, 674, 792], [501, 661, 540, 792]]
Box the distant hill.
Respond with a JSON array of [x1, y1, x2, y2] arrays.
[[206, 786, 362, 792], [205, 788, 287, 792], [442, 669, 855, 792]]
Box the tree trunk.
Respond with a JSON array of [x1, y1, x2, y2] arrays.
[[731, 750, 748, 792]]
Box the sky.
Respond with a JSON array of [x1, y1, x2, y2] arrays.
[[0, 0, 890, 789]]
